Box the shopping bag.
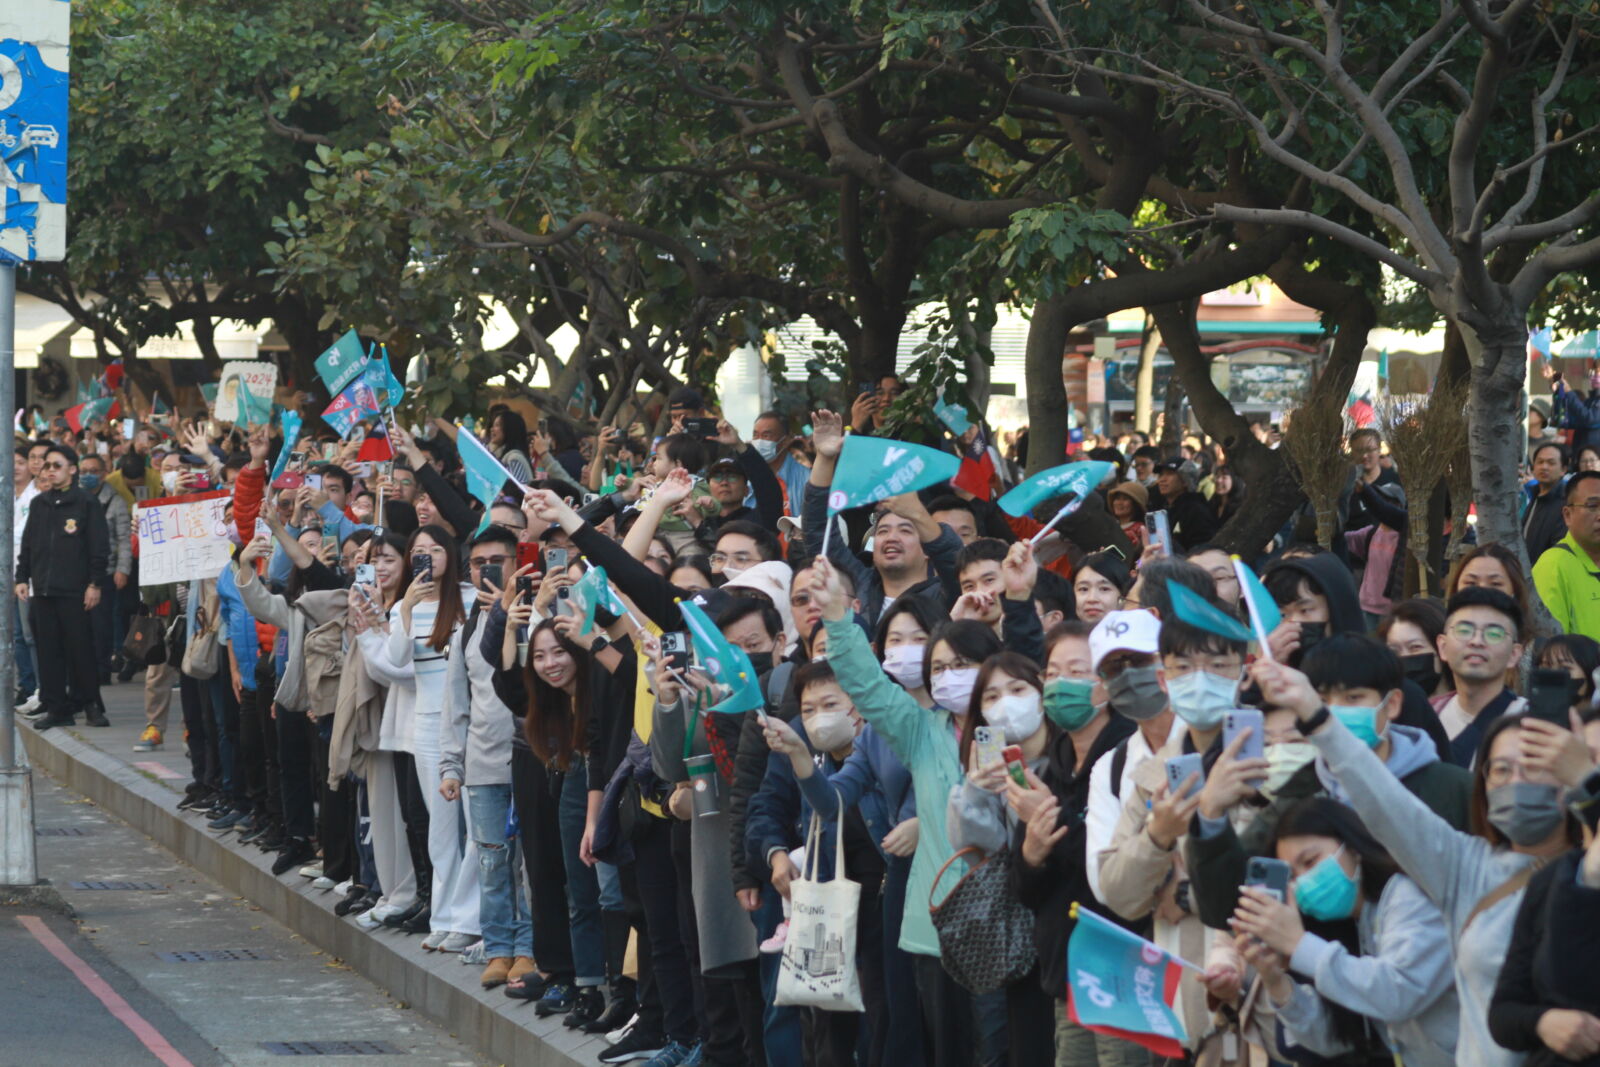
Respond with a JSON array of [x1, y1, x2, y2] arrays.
[[121, 615, 168, 667], [775, 793, 864, 1012]]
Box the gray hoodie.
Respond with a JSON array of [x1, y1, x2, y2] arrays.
[[1276, 872, 1458, 1067], [1314, 722, 1435, 805], [1310, 716, 1534, 1067], [438, 608, 514, 787]]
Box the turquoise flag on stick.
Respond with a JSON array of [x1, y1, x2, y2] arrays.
[[1234, 557, 1282, 656], [678, 597, 765, 714], [1166, 581, 1254, 644], [998, 460, 1114, 517], [315, 329, 367, 396], [1066, 905, 1194, 1059], [568, 565, 627, 636], [270, 411, 304, 484], [457, 425, 523, 512], [827, 436, 960, 516]]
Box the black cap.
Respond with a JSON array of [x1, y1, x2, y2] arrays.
[[708, 457, 742, 476], [668, 386, 704, 411]]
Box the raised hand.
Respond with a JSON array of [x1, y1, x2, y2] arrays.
[[1002, 541, 1040, 600], [811, 410, 845, 459]]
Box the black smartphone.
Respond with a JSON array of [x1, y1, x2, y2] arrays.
[[546, 547, 570, 574], [660, 632, 691, 673], [1245, 857, 1292, 902], [480, 562, 503, 591], [516, 575, 535, 599], [856, 381, 874, 396], [683, 416, 720, 440], [1528, 667, 1576, 726], [411, 554, 433, 581]]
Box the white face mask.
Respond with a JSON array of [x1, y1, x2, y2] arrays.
[[984, 690, 1044, 744], [806, 710, 857, 753], [931, 667, 979, 713], [1165, 669, 1239, 731], [882, 643, 926, 689], [751, 438, 780, 461], [162, 470, 179, 493]]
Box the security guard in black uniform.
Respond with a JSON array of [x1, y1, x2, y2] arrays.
[[16, 442, 109, 730]]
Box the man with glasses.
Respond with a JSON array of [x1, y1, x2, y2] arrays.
[[1435, 587, 1528, 767], [1533, 467, 1600, 641], [15, 443, 110, 731]]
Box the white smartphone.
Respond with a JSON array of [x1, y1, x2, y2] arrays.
[[1165, 753, 1204, 799]]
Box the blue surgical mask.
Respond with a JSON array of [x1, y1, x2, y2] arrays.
[[1294, 847, 1359, 921], [1329, 703, 1382, 749], [751, 438, 780, 461], [79, 473, 102, 492], [1166, 669, 1238, 731]]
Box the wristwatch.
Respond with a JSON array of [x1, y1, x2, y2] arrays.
[[590, 633, 610, 653]]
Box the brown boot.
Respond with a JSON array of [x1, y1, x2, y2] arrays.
[[507, 956, 538, 982], [480, 957, 514, 989]]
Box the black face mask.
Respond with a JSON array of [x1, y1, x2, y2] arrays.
[[1299, 622, 1327, 651], [746, 651, 775, 676], [1399, 652, 1441, 693]]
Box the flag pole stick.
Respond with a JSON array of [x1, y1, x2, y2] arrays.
[[1028, 496, 1084, 548], [1233, 556, 1275, 662], [821, 512, 834, 559]]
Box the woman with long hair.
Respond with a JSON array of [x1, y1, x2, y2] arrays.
[[1253, 660, 1587, 1067], [1232, 797, 1459, 1067], [374, 525, 480, 949], [488, 409, 534, 485], [1211, 465, 1246, 525]]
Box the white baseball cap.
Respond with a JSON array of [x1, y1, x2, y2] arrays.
[[1089, 609, 1162, 671]]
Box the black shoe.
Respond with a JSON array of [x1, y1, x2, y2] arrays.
[[238, 819, 269, 844], [563, 987, 605, 1029], [504, 971, 555, 1002], [399, 905, 433, 935], [85, 703, 110, 727], [599, 1026, 666, 1064], [208, 808, 247, 832], [31, 711, 75, 731], [334, 884, 369, 916], [382, 898, 428, 929], [176, 789, 213, 812], [270, 837, 316, 876], [585, 983, 638, 1034], [255, 827, 286, 852]]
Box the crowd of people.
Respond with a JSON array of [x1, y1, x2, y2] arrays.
[[12, 375, 1600, 1067]]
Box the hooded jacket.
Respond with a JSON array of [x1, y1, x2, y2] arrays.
[[1187, 724, 1472, 929]]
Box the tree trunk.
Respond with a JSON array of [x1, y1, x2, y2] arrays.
[[1159, 356, 1185, 456], [1134, 316, 1158, 434], [1459, 318, 1531, 572], [1023, 295, 1075, 476]]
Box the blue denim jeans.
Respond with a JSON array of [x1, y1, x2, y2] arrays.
[[466, 783, 531, 959], [14, 598, 36, 696], [555, 764, 605, 985]]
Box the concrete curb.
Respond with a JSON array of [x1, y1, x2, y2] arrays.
[[0, 879, 75, 917], [21, 724, 607, 1067]]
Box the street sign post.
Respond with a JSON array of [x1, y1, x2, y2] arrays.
[[1, 0, 70, 890]]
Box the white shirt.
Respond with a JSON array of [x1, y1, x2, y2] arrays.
[[14, 480, 40, 567]]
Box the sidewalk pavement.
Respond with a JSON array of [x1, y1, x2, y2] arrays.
[[5, 767, 488, 1067], [17, 676, 608, 1067]]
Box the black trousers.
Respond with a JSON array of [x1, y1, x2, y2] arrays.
[[238, 657, 281, 821], [31, 594, 99, 716], [1005, 967, 1055, 1067], [276, 708, 317, 841], [394, 751, 433, 898], [313, 727, 358, 883], [912, 952, 976, 1067], [670, 819, 764, 1067], [181, 672, 216, 792], [511, 747, 570, 974], [630, 811, 697, 1044]]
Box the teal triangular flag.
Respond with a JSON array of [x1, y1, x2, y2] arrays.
[[827, 436, 960, 514], [679, 597, 765, 713], [1167, 581, 1254, 644], [998, 460, 1114, 517]]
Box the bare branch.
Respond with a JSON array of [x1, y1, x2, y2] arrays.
[[1213, 204, 1443, 289]]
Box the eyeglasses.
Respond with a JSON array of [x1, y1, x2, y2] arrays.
[[1567, 499, 1600, 513], [1449, 621, 1511, 645], [711, 551, 759, 567], [468, 554, 511, 570]]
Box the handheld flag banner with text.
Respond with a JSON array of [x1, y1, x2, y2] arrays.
[[238, 382, 274, 428], [64, 396, 118, 433], [316, 329, 367, 397], [361, 351, 406, 408], [678, 597, 765, 714], [1234, 557, 1282, 658], [1065, 904, 1196, 1058], [270, 411, 304, 485], [321, 392, 370, 438], [998, 460, 1114, 518], [1167, 582, 1255, 645], [829, 436, 960, 514], [457, 425, 525, 513]]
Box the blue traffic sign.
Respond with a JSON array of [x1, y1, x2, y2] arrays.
[[0, 1, 69, 264]]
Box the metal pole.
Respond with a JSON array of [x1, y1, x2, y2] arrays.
[[0, 259, 16, 770], [0, 257, 36, 888]]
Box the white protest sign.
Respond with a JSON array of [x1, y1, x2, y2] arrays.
[[214, 361, 278, 423], [135, 491, 233, 587]]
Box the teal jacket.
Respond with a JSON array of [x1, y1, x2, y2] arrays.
[[824, 615, 968, 956]]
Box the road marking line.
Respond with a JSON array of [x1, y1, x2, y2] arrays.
[[15, 914, 197, 1067]]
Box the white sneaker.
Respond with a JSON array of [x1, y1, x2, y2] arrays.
[[334, 879, 353, 896], [298, 863, 324, 879], [421, 930, 449, 951], [15, 693, 40, 713], [312, 876, 337, 891], [436, 932, 479, 953], [459, 941, 487, 965], [355, 906, 395, 930]]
